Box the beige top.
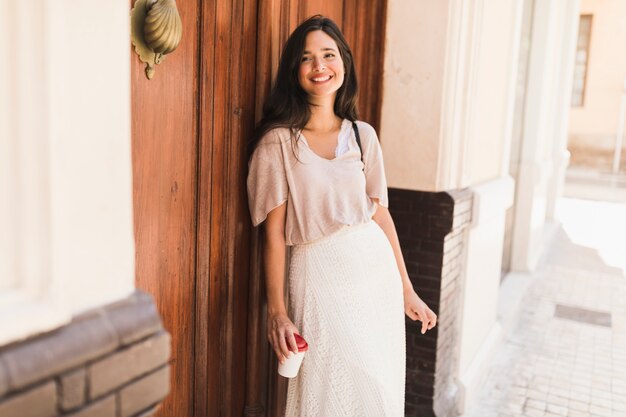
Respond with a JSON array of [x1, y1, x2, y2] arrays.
[[247, 119, 388, 246]]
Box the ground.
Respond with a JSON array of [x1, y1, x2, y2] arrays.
[[461, 194, 626, 417]]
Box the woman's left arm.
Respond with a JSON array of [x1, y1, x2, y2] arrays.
[[372, 202, 438, 334]]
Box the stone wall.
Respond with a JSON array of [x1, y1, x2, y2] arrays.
[[389, 188, 473, 417], [0, 291, 170, 417]]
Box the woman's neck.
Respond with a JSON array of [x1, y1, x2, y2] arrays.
[[305, 98, 342, 133]]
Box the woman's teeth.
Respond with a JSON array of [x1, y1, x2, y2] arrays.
[[312, 75, 332, 82]]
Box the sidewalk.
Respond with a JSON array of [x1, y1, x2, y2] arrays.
[[461, 197, 626, 417], [564, 167, 626, 204]]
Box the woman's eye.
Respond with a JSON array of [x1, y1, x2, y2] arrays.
[[301, 56, 312, 62], [324, 53, 335, 59]]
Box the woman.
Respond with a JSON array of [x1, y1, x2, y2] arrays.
[[247, 15, 437, 416]]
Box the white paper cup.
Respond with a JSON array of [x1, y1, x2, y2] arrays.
[[278, 351, 306, 378]]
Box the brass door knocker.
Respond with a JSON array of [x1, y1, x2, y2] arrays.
[[131, 0, 182, 80]]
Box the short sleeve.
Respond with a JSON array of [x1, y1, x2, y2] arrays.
[[247, 132, 289, 226], [359, 122, 389, 208]]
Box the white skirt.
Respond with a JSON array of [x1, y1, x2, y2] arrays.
[[285, 221, 406, 417]]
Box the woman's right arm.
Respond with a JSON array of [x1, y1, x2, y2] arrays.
[[264, 201, 300, 365]]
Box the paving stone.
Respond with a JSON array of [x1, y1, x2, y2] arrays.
[[588, 404, 612, 417], [546, 394, 568, 406], [0, 381, 56, 417], [590, 396, 611, 409], [590, 389, 611, 400], [570, 384, 590, 395], [613, 393, 626, 404], [119, 366, 169, 417], [525, 399, 546, 411], [65, 395, 115, 417], [522, 408, 544, 417], [614, 401, 626, 412], [567, 411, 589, 417], [58, 367, 86, 411], [527, 389, 548, 401], [570, 392, 591, 404], [548, 387, 569, 399], [568, 399, 589, 412], [613, 385, 626, 395], [545, 403, 567, 416], [89, 332, 170, 399]]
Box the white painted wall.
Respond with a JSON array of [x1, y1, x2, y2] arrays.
[[450, 1, 522, 412], [379, 0, 519, 192], [511, 0, 580, 272], [0, 0, 135, 346], [379, 0, 449, 191], [380, 0, 581, 413], [546, 1, 580, 220], [457, 177, 514, 411]]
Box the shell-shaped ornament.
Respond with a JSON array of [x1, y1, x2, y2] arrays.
[[144, 0, 182, 55]]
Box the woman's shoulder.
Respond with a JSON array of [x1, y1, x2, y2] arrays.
[[250, 127, 293, 163], [257, 126, 293, 146], [353, 120, 378, 144]]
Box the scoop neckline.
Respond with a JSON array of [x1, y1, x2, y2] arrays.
[[299, 119, 350, 162]]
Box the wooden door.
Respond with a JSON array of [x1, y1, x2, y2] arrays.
[[131, 0, 386, 416]]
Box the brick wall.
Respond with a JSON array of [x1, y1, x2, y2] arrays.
[[389, 188, 473, 417], [0, 291, 170, 417]]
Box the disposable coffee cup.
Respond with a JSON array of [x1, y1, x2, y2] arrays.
[[278, 333, 308, 378]]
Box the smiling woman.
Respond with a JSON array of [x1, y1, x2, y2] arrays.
[[246, 14, 437, 417]]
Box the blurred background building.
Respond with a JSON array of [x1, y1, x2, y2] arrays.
[[1, 0, 623, 416]]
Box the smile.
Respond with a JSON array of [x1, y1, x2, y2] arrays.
[[310, 75, 333, 83]]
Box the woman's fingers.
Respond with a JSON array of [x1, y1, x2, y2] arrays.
[[413, 307, 437, 334], [268, 315, 300, 363], [287, 331, 299, 354], [270, 332, 285, 363], [420, 312, 428, 334], [277, 326, 293, 360], [406, 307, 420, 321], [428, 311, 437, 329]]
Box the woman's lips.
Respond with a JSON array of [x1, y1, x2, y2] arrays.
[[310, 74, 334, 84]]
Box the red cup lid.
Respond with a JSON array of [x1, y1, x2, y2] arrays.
[[287, 333, 308, 352]]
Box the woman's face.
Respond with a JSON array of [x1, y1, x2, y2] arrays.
[[298, 30, 345, 102]]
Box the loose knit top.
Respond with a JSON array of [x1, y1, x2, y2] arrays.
[[247, 119, 388, 246]]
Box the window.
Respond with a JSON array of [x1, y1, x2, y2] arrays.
[[571, 15, 592, 107]]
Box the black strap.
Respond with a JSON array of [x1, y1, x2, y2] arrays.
[[352, 121, 364, 170]]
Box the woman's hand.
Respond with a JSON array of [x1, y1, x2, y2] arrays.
[[267, 312, 301, 364], [403, 288, 437, 334]]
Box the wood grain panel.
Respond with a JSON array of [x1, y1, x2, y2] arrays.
[[193, 0, 216, 415], [195, 0, 258, 415], [130, 0, 200, 415], [342, 0, 388, 131], [299, 0, 343, 23]]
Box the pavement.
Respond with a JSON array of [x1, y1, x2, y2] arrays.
[[461, 196, 626, 417], [564, 167, 626, 204]]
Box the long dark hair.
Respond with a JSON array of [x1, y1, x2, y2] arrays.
[[248, 15, 359, 157]]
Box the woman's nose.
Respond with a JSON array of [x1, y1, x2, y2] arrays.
[[312, 58, 325, 71]]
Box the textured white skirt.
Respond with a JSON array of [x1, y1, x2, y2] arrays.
[[285, 221, 406, 417]]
